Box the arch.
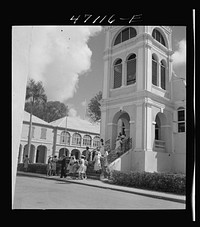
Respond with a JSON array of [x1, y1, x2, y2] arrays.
[[152, 53, 158, 86], [72, 132, 82, 146], [113, 27, 137, 46], [83, 135, 92, 147], [71, 149, 81, 160], [152, 28, 168, 48], [36, 145, 47, 164], [126, 53, 136, 85], [59, 147, 69, 158], [112, 111, 131, 149], [23, 144, 35, 163], [113, 58, 122, 89], [160, 59, 166, 90]]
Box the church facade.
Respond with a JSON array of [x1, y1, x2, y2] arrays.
[[100, 26, 186, 173]]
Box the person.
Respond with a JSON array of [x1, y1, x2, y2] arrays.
[[121, 134, 126, 154], [85, 146, 90, 161], [60, 155, 67, 178], [67, 155, 76, 176], [99, 138, 105, 156], [115, 136, 122, 157], [77, 155, 86, 180], [51, 155, 57, 176], [23, 155, 29, 172], [47, 156, 52, 176], [93, 149, 101, 173]]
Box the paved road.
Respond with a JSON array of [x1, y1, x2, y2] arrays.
[[13, 175, 185, 209]]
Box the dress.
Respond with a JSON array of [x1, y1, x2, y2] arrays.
[[67, 158, 76, 173], [23, 157, 29, 168], [93, 152, 101, 171], [77, 158, 86, 174]]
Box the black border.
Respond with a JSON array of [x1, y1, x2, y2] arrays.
[[9, 9, 195, 222]]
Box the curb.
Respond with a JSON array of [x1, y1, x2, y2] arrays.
[[16, 171, 185, 204]]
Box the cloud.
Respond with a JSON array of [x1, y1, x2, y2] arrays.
[[172, 39, 186, 67], [28, 26, 102, 101], [68, 107, 78, 118]]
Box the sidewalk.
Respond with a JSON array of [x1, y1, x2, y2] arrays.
[[16, 171, 186, 204]]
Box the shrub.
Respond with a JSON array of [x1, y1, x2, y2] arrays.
[[17, 163, 48, 174], [110, 170, 186, 195]]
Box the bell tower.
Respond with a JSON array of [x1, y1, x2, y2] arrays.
[[101, 26, 174, 172]]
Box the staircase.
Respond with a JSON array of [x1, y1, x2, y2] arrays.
[[106, 137, 132, 164]]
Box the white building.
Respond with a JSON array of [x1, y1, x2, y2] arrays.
[[18, 111, 100, 163], [100, 26, 186, 173]]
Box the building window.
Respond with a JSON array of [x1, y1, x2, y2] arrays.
[[177, 107, 185, 133], [114, 27, 137, 46], [155, 116, 161, 140], [93, 136, 100, 147], [152, 29, 166, 47], [113, 59, 122, 89], [127, 54, 136, 85], [152, 55, 158, 86], [40, 128, 47, 139], [161, 60, 166, 90], [60, 131, 70, 145], [72, 133, 82, 146], [83, 135, 92, 147]]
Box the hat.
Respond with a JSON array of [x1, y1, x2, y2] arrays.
[[121, 135, 125, 139]]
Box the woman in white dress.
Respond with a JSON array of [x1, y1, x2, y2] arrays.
[[93, 150, 101, 173]]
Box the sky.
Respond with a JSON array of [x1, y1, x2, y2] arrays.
[[13, 26, 186, 121]]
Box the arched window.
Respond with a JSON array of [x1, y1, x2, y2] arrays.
[[93, 136, 100, 147], [152, 29, 166, 47], [60, 131, 70, 145], [127, 54, 136, 85], [113, 59, 122, 89], [177, 107, 185, 133], [161, 60, 166, 90], [152, 55, 158, 86], [114, 27, 137, 46], [83, 135, 92, 147], [72, 133, 82, 146]]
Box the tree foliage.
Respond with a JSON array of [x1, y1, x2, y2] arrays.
[[87, 91, 102, 123], [25, 78, 68, 122]]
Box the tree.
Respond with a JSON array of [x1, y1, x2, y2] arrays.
[[87, 91, 102, 123], [25, 79, 47, 158]]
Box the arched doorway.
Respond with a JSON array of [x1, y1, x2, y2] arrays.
[[154, 112, 167, 151], [36, 145, 47, 163], [59, 148, 69, 158], [112, 111, 130, 149], [23, 144, 35, 163], [71, 149, 81, 160]]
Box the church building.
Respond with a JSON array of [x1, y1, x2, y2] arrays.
[[100, 26, 186, 173]]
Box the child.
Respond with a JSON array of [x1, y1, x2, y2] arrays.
[[77, 155, 86, 180]]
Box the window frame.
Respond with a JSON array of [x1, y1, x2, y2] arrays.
[[126, 54, 136, 85], [177, 108, 185, 133], [72, 132, 82, 146], [83, 135, 92, 147], [113, 59, 122, 89], [114, 27, 137, 46]]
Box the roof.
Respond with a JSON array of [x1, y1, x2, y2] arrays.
[[23, 111, 52, 126], [50, 116, 100, 134]]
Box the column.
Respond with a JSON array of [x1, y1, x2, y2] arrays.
[[134, 103, 143, 151], [136, 47, 144, 91], [144, 101, 153, 151]]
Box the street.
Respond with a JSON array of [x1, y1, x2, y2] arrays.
[[13, 175, 185, 209]]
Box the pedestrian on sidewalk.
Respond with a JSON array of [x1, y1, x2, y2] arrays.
[[93, 149, 101, 173], [77, 155, 86, 180], [23, 155, 29, 172], [47, 156, 52, 176], [60, 155, 67, 178], [51, 155, 57, 176]]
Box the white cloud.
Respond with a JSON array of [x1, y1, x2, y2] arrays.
[[172, 39, 186, 67], [28, 26, 102, 101], [68, 107, 78, 118]]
